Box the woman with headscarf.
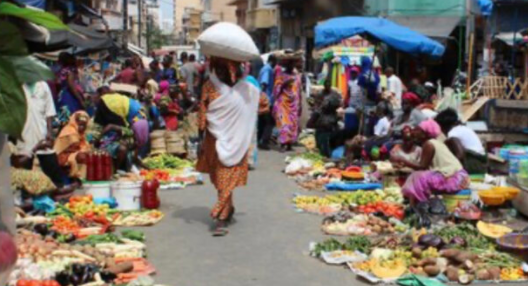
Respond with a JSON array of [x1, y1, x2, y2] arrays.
[[273, 59, 302, 152], [196, 57, 260, 236], [393, 119, 469, 204], [391, 92, 427, 135], [56, 52, 85, 121], [54, 111, 91, 178], [94, 87, 150, 170]]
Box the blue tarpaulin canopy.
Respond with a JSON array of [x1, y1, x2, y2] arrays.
[[315, 17, 446, 58]]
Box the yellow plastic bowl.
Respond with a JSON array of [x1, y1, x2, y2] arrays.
[[492, 187, 520, 200], [479, 190, 506, 206]]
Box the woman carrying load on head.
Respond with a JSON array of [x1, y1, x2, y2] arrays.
[[273, 58, 302, 152], [195, 56, 260, 236]]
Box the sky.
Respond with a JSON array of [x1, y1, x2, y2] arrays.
[[159, 0, 174, 26]]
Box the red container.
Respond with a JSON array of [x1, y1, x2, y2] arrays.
[[103, 152, 113, 180], [86, 152, 94, 181], [93, 152, 103, 181], [141, 179, 160, 209]]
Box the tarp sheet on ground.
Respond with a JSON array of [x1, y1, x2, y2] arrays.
[[315, 17, 445, 58]]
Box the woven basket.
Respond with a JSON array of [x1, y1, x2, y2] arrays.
[[150, 130, 166, 140], [166, 142, 186, 154]]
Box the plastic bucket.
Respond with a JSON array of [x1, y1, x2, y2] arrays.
[[83, 181, 111, 199], [442, 190, 471, 212], [509, 150, 528, 177], [111, 181, 142, 211], [344, 107, 359, 131]]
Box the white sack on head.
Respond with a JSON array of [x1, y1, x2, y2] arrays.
[[198, 22, 260, 61]]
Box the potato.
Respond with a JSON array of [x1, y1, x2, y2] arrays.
[[488, 267, 501, 280], [412, 247, 423, 258], [476, 269, 491, 281], [454, 252, 473, 264], [421, 257, 437, 266], [440, 249, 460, 259], [424, 265, 441, 277], [446, 268, 459, 281], [106, 261, 134, 274]]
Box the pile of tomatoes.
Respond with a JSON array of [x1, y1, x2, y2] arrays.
[[356, 201, 405, 220], [140, 169, 170, 182], [16, 280, 60, 286]]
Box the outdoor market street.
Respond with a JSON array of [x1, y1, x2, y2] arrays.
[[142, 150, 358, 285]]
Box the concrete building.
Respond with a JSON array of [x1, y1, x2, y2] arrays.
[[182, 6, 203, 43], [229, 0, 278, 52], [173, 0, 202, 39], [202, 0, 237, 28]]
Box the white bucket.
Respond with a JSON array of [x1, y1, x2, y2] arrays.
[[83, 181, 111, 199], [111, 181, 143, 211]]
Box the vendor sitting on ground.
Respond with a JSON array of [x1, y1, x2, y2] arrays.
[[94, 87, 149, 170], [435, 108, 486, 174], [391, 92, 427, 135], [393, 119, 469, 204], [54, 111, 91, 179], [390, 126, 422, 165]]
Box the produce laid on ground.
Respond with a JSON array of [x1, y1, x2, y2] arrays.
[[292, 189, 404, 215], [310, 221, 527, 284], [321, 213, 408, 236], [142, 154, 193, 170], [10, 193, 164, 285]]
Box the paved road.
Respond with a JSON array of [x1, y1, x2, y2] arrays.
[[142, 150, 363, 285]]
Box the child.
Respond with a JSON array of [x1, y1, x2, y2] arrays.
[[373, 101, 392, 137], [160, 88, 181, 131]]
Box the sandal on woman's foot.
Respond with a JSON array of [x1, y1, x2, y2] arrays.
[[226, 208, 235, 223], [212, 221, 229, 237]]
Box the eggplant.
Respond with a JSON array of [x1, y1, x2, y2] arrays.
[[81, 271, 94, 284], [55, 271, 71, 286], [100, 270, 117, 282], [64, 233, 76, 243], [70, 274, 82, 286], [47, 230, 60, 239], [418, 234, 444, 249], [72, 263, 84, 275], [33, 223, 49, 236], [449, 236, 467, 247]]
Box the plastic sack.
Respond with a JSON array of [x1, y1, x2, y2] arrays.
[[198, 22, 259, 61], [285, 158, 313, 175], [325, 182, 382, 191], [33, 195, 56, 213], [320, 250, 368, 265], [94, 197, 117, 208]]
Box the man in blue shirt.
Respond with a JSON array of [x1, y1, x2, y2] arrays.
[[257, 55, 277, 150]]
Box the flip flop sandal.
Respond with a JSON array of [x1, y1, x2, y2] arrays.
[[212, 226, 229, 237]]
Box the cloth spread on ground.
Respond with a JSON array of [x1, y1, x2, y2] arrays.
[[205, 73, 260, 167]]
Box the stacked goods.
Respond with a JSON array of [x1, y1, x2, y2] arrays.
[[165, 131, 187, 155], [150, 131, 166, 155]]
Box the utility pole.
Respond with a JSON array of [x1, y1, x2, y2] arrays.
[[123, 0, 128, 49], [138, 0, 142, 49], [146, 15, 152, 55]]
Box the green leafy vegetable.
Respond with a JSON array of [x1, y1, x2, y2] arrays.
[[121, 230, 145, 242]]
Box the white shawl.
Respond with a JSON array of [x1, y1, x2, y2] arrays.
[[206, 73, 260, 167]]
